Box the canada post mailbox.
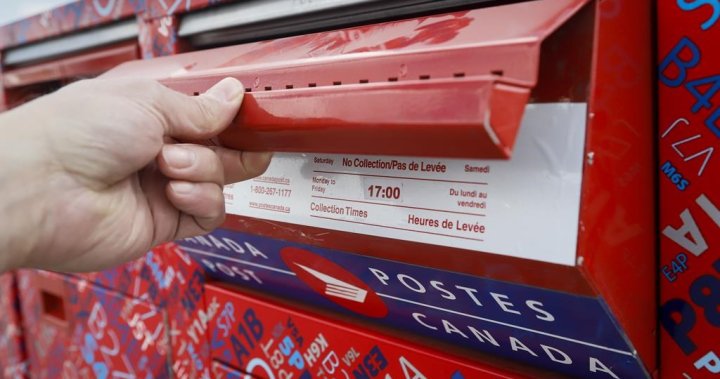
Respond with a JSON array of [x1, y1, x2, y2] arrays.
[[106, 1, 655, 378]]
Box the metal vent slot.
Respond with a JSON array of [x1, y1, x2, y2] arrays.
[[41, 290, 66, 322], [189, 73, 487, 95], [181, 0, 512, 48]]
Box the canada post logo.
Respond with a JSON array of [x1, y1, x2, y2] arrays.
[[280, 247, 388, 318]]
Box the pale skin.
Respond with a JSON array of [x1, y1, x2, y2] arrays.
[[0, 77, 272, 272]]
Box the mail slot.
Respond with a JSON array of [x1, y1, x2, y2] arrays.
[[2, 41, 138, 89], [105, 0, 591, 159], [1, 18, 140, 110], [172, 0, 656, 378], [1, 41, 139, 109]]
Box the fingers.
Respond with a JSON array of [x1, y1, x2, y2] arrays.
[[158, 144, 272, 185], [158, 144, 224, 184], [159, 144, 272, 240], [166, 181, 225, 235], [149, 77, 245, 140], [210, 148, 273, 184], [149, 76, 270, 240]]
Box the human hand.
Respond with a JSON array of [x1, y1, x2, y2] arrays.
[[0, 78, 271, 272]]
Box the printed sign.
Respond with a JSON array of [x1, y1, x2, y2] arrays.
[[223, 103, 587, 266], [179, 230, 649, 378]]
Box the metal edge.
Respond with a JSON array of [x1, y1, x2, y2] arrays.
[[3, 19, 139, 66], [178, 0, 383, 37], [179, 0, 504, 44]]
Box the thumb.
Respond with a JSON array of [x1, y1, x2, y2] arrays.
[[154, 77, 245, 140]]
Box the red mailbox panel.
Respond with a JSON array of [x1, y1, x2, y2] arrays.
[[105, 0, 589, 159], [204, 284, 550, 379], [69, 244, 213, 379], [2, 41, 138, 89], [17, 270, 171, 379], [658, 2, 720, 378]]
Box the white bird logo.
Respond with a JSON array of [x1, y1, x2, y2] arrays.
[[295, 263, 368, 303]]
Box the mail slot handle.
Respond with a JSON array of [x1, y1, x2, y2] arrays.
[[165, 77, 530, 159]]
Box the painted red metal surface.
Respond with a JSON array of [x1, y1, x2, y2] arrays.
[[138, 15, 184, 59], [16, 246, 210, 378], [0, 1, 138, 50], [0, 273, 27, 379], [212, 360, 244, 379], [205, 284, 545, 379], [17, 270, 170, 379], [2, 41, 138, 88], [2, 45, 139, 110], [69, 244, 213, 379], [0, 0, 230, 50], [572, 0, 656, 372], [216, 78, 528, 158], [657, 2, 720, 378], [105, 0, 587, 159]]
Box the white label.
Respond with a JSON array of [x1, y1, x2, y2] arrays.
[[225, 103, 587, 266]]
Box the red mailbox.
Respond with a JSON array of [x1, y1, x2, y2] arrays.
[[0, 0, 655, 378], [107, 1, 655, 378]]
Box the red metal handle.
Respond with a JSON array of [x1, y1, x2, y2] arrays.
[[166, 76, 529, 158], [103, 1, 592, 158]]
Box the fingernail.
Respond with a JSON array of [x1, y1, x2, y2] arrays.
[[245, 151, 274, 175], [163, 145, 195, 169], [170, 181, 195, 195], [205, 77, 244, 103], [251, 151, 274, 164]]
